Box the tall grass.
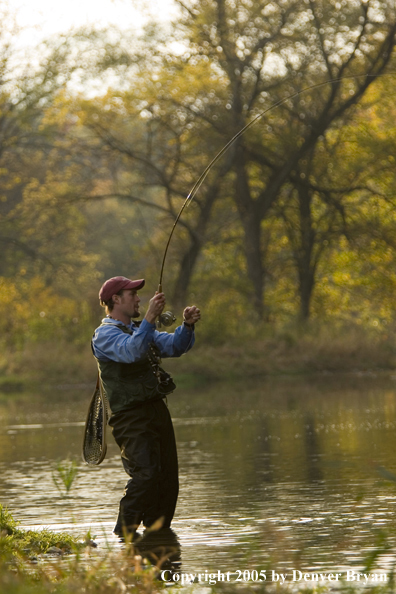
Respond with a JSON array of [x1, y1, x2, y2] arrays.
[[0, 505, 81, 557], [1, 320, 396, 390], [52, 460, 79, 498], [1, 506, 396, 594]]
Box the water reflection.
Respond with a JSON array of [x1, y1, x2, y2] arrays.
[[133, 528, 182, 574], [1, 373, 396, 574]]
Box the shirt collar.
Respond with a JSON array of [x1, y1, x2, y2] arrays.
[[101, 317, 137, 329]]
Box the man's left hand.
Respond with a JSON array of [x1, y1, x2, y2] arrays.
[[183, 305, 201, 325]]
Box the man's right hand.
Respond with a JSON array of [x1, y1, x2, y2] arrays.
[[145, 292, 166, 325]]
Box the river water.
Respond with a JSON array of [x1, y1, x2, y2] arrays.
[[1, 372, 396, 581]]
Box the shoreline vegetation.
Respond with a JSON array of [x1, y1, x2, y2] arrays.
[[1, 0, 396, 590], [0, 505, 160, 594], [1, 323, 396, 593], [1, 322, 395, 392], [1, 506, 395, 594]]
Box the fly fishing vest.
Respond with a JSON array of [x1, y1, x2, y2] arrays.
[[93, 323, 176, 414]]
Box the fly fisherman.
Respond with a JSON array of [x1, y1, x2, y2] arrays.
[[91, 275, 200, 536]]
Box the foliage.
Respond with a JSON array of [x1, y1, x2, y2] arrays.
[[0, 277, 94, 349], [0, 505, 80, 557], [0, 505, 396, 593], [51, 459, 79, 498], [0, 1, 396, 359], [0, 504, 19, 535]]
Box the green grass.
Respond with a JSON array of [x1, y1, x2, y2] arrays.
[[1, 506, 396, 593], [0, 505, 81, 557], [0, 375, 27, 394], [0, 507, 163, 594], [1, 320, 396, 390], [51, 459, 79, 498]]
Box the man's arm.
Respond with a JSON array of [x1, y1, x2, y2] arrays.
[[92, 291, 167, 363], [92, 294, 200, 362], [154, 305, 201, 357], [92, 319, 156, 363]]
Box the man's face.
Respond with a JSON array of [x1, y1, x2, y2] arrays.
[[119, 289, 140, 318]]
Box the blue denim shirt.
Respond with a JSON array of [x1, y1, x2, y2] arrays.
[[92, 317, 195, 363]]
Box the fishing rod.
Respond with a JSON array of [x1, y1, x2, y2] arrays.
[[156, 71, 396, 327]]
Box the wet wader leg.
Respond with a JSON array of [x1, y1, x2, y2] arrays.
[[110, 405, 162, 532], [157, 400, 179, 528]]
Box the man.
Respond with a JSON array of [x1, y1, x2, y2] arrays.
[[91, 275, 200, 536]]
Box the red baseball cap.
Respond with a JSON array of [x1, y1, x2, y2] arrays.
[[99, 276, 145, 302]]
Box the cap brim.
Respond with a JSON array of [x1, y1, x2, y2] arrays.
[[99, 277, 145, 302], [125, 279, 145, 290]]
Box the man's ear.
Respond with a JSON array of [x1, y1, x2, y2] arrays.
[[112, 294, 121, 304]]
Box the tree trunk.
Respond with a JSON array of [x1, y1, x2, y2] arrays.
[[296, 184, 316, 321], [242, 211, 265, 319], [234, 147, 265, 319], [171, 234, 202, 310], [170, 159, 234, 309], [298, 264, 315, 321]]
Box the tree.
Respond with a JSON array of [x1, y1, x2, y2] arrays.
[[0, 9, 94, 287], [273, 71, 396, 319], [172, 0, 396, 318], [72, 60, 236, 308]]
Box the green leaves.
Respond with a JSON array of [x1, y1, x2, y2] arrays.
[[52, 459, 79, 498]]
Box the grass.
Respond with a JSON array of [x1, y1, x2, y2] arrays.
[[0, 375, 26, 393], [1, 322, 396, 592], [1, 507, 396, 593], [165, 320, 396, 381], [0, 505, 81, 557], [1, 320, 396, 391], [51, 460, 79, 498], [0, 506, 167, 594]]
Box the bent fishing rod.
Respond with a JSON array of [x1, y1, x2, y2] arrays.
[[156, 71, 395, 326]]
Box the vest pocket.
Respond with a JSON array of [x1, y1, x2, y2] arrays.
[[117, 369, 160, 405]]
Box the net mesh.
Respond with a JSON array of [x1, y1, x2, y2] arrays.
[[82, 383, 108, 465]]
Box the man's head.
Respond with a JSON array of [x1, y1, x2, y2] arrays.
[[99, 276, 145, 318]]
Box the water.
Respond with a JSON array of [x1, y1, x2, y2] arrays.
[[1, 372, 396, 578]]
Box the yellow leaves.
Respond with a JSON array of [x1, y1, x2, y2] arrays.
[[310, 236, 396, 325], [332, 271, 351, 284], [0, 276, 89, 347]]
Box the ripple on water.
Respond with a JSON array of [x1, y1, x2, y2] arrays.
[[2, 377, 396, 574]]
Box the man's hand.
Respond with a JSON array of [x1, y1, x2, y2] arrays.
[[145, 292, 166, 325], [183, 305, 201, 326]]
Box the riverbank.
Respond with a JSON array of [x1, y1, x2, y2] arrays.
[[1, 535, 395, 594], [0, 505, 158, 594], [1, 505, 395, 594], [1, 321, 395, 392]]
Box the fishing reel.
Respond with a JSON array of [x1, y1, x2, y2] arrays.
[[157, 310, 177, 328]]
